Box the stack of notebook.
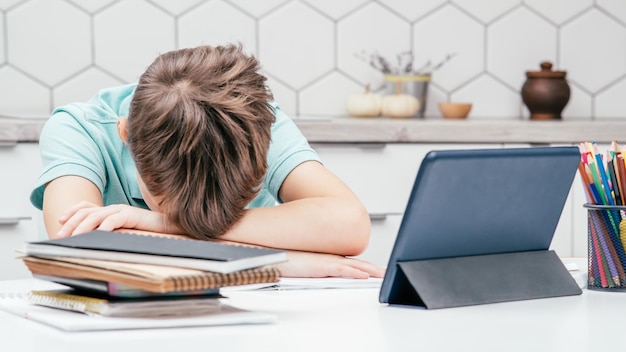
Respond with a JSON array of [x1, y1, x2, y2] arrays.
[[17, 230, 285, 319]]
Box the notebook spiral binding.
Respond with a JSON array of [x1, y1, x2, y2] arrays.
[[27, 291, 105, 315], [169, 267, 280, 291]]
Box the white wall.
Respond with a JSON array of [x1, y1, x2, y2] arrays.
[[0, 0, 625, 121]]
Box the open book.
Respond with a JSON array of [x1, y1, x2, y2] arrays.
[[22, 255, 280, 294], [23, 230, 286, 273]]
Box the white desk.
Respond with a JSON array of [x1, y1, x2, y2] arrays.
[[0, 263, 623, 352]]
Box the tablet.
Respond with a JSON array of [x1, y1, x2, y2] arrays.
[[379, 146, 581, 306]]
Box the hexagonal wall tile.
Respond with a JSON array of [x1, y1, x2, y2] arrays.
[[259, 1, 334, 90], [148, 0, 204, 15], [300, 72, 362, 117], [337, 3, 410, 87], [597, 0, 626, 25], [380, 0, 446, 21], [94, 1, 175, 82], [2, 0, 625, 121], [562, 83, 592, 120], [488, 7, 557, 91], [265, 74, 297, 117], [67, 0, 117, 13], [302, 0, 368, 20], [596, 77, 626, 119], [0, 0, 25, 10], [0, 66, 50, 116], [561, 9, 626, 93], [525, 0, 592, 25], [178, 1, 256, 53], [413, 5, 484, 92], [452, 74, 520, 119], [7, 0, 91, 86], [53, 67, 124, 108], [228, 0, 290, 18], [452, 0, 520, 24]]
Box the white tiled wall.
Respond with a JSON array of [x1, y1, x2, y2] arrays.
[[0, 0, 625, 120]]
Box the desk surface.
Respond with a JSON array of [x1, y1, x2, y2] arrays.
[[0, 261, 622, 352], [0, 260, 626, 352]]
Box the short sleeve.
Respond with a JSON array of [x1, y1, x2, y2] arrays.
[[30, 110, 109, 209], [263, 103, 320, 202]]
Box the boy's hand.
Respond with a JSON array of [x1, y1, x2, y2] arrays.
[[276, 250, 386, 279], [54, 201, 176, 238], [209, 238, 385, 279]]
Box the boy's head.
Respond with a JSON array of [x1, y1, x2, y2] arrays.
[[126, 44, 275, 240]]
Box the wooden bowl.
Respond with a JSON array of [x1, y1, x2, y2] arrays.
[[438, 102, 472, 119]]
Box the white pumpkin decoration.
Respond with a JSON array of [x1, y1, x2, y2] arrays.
[[381, 83, 420, 118], [346, 84, 382, 117]]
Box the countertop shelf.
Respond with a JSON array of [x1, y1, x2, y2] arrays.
[[3, 115, 626, 144], [294, 117, 626, 144], [0, 117, 46, 144]]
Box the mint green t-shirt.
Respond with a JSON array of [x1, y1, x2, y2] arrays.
[[30, 83, 320, 211]]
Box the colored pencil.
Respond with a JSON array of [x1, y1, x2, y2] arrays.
[[578, 141, 626, 288]]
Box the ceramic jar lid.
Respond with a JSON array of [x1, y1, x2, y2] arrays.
[[525, 61, 566, 79]]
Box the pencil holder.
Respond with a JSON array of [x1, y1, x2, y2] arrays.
[[584, 204, 626, 290]]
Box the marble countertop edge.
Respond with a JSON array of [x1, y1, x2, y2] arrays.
[[294, 117, 626, 144], [2, 116, 626, 144], [0, 117, 46, 144]]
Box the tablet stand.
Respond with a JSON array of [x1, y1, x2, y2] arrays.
[[386, 250, 582, 309]]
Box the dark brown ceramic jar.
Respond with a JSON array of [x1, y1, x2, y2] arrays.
[[521, 61, 570, 120]]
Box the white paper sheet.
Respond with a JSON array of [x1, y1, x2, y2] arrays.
[[0, 297, 275, 332]]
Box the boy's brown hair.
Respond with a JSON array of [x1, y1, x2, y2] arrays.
[[126, 44, 275, 240]]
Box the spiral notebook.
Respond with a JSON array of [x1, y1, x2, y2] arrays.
[[21, 255, 280, 293], [32, 275, 221, 298], [26, 289, 222, 317]]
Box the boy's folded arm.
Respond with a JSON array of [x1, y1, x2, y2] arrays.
[[112, 230, 385, 279], [42, 175, 104, 238], [221, 160, 371, 256]]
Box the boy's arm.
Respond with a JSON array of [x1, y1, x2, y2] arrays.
[[43, 175, 173, 239], [221, 160, 371, 256], [116, 230, 385, 279], [44, 174, 383, 278], [45, 161, 370, 257], [42, 176, 103, 238], [274, 250, 385, 278]]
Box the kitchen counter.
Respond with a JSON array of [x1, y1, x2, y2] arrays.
[[3, 116, 626, 144]]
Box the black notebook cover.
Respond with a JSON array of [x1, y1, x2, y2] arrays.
[[25, 230, 286, 273]]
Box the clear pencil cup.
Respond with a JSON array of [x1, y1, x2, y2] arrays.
[[584, 204, 626, 291]]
